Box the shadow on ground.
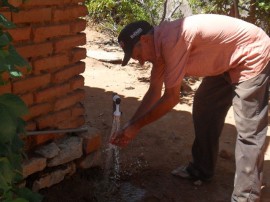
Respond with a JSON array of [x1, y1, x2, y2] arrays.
[[40, 86, 270, 202]]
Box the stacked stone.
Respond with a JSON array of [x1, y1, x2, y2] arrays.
[[22, 127, 102, 191]]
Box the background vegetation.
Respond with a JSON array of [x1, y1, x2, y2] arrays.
[[189, 0, 270, 35], [85, 0, 270, 35]]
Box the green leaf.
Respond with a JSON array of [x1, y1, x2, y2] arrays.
[[1, 0, 20, 13], [1, 190, 13, 202], [9, 70, 22, 78], [4, 198, 28, 202], [0, 14, 15, 29], [0, 142, 8, 156], [15, 118, 26, 135], [0, 94, 28, 117], [0, 157, 15, 186], [0, 174, 11, 194], [7, 45, 29, 67], [6, 151, 22, 175], [0, 32, 12, 47], [0, 94, 28, 144], [0, 105, 17, 143], [15, 188, 43, 202], [0, 49, 9, 58]]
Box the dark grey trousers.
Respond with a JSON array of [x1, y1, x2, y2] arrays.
[[191, 62, 270, 202]]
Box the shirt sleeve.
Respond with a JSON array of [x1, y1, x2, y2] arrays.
[[161, 39, 191, 89], [150, 58, 165, 86]]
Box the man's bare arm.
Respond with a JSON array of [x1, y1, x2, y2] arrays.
[[110, 85, 180, 147], [130, 85, 180, 131], [129, 62, 164, 123], [129, 81, 163, 123]]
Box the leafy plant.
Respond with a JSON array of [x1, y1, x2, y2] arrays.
[[86, 0, 270, 36], [0, 1, 42, 202], [188, 0, 270, 35], [85, 0, 165, 35]]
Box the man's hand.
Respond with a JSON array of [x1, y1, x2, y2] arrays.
[[110, 124, 139, 147]]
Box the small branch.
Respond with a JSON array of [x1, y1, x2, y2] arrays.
[[166, 2, 181, 21], [161, 0, 168, 23], [233, 0, 240, 18], [161, 0, 181, 22], [135, 0, 156, 25]]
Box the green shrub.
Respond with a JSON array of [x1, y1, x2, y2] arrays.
[[188, 0, 270, 35], [85, 0, 163, 35]]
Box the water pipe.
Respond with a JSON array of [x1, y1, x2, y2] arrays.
[[27, 125, 89, 136]]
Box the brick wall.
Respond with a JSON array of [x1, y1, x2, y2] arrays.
[[0, 0, 88, 149]]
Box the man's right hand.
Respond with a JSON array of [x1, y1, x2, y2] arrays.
[[110, 123, 139, 147]]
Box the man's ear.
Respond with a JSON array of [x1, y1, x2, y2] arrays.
[[140, 35, 152, 44]]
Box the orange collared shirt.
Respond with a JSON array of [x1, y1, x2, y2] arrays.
[[153, 14, 270, 88]]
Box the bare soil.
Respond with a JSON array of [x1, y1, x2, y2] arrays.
[[40, 26, 270, 202]]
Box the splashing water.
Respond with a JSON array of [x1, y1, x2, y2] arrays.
[[103, 115, 147, 202], [105, 115, 121, 181], [104, 94, 122, 187], [97, 94, 147, 201]]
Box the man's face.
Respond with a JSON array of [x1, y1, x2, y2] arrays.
[[131, 35, 155, 66], [131, 42, 145, 65]]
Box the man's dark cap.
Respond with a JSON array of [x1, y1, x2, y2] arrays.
[[118, 20, 153, 66]]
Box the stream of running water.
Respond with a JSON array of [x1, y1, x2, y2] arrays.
[[104, 94, 121, 186], [105, 115, 121, 183], [101, 94, 146, 201]]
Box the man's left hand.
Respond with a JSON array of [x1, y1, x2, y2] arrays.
[[110, 124, 139, 147]]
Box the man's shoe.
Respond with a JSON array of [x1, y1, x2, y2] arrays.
[[171, 166, 192, 179], [171, 164, 212, 182]]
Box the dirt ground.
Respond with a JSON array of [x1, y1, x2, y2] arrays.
[[40, 26, 270, 202]]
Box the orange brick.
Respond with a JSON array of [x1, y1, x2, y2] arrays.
[[72, 0, 86, 3], [36, 109, 71, 129], [12, 8, 52, 24], [30, 133, 65, 147], [35, 83, 70, 103], [70, 19, 86, 33], [16, 42, 53, 58], [54, 33, 86, 53], [9, 0, 22, 7], [8, 26, 31, 42], [0, 10, 12, 21], [33, 54, 70, 73], [13, 74, 51, 94], [70, 75, 84, 90], [22, 0, 71, 7], [82, 133, 101, 154], [54, 89, 85, 111], [24, 103, 52, 121], [33, 24, 70, 42], [71, 48, 86, 63], [53, 62, 85, 83], [1, 71, 10, 81], [58, 115, 85, 129], [34, 134, 56, 146], [20, 93, 34, 106], [53, 5, 88, 22], [71, 104, 84, 116], [24, 136, 35, 151], [25, 121, 37, 131], [0, 82, 12, 94]]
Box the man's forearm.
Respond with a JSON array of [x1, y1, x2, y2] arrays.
[[130, 86, 180, 131], [130, 87, 162, 123]]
